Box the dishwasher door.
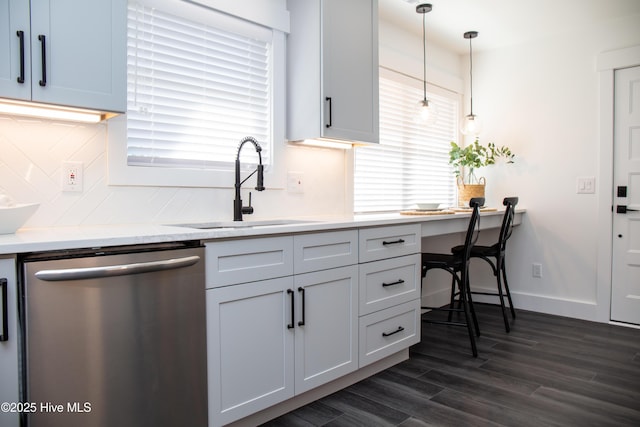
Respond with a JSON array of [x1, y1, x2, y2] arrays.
[[21, 243, 207, 427]]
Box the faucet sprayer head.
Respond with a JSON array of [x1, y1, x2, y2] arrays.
[[256, 164, 265, 191]]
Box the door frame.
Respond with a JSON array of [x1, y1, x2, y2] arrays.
[[596, 45, 640, 323]]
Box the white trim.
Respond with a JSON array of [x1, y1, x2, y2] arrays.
[[184, 0, 290, 33], [596, 45, 640, 323], [422, 285, 599, 323]]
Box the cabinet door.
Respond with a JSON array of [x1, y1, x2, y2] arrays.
[[29, 0, 126, 112], [0, 257, 19, 427], [0, 0, 30, 100], [294, 265, 358, 393], [207, 277, 294, 427], [322, 0, 378, 143]]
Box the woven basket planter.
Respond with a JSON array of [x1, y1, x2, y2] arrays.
[[457, 176, 485, 207]]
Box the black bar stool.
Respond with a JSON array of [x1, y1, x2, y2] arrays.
[[452, 197, 518, 332], [421, 197, 484, 357]]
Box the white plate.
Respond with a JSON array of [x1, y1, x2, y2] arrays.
[[414, 202, 443, 210]]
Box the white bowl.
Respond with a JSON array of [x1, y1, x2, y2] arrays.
[[0, 203, 39, 234], [414, 202, 443, 210]]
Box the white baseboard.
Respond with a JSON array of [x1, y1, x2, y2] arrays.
[[422, 285, 601, 323]]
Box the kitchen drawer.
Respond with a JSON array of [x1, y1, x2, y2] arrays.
[[205, 236, 293, 288], [359, 224, 421, 263], [359, 254, 421, 315], [359, 299, 421, 367], [293, 230, 358, 274]]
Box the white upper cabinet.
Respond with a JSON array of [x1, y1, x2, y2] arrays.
[[0, 0, 126, 112], [287, 0, 379, 144], [0, 0, 30, 101]]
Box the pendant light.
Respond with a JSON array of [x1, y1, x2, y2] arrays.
[[461, 31, 482, 136], [416, 3, 437, 125]]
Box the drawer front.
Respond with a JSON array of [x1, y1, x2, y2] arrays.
[[294, 230, 358, 274], [359, 224, 421, 263], [359, 254, 421, 315], [359, 299, 421, 367], [205, 236, 293, 288]]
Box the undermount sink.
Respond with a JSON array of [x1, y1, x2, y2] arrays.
[[174, 219, 319, 229]]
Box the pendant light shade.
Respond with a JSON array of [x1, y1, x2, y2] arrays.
[[415, 3, 437, 125], [461, 31, 482, 136]]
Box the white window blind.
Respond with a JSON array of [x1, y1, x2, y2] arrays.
[[354, 69, 459, 213], [126, 1, 272, 169]]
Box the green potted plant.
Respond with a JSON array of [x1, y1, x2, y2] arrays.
[[449, 139, 514, 206]]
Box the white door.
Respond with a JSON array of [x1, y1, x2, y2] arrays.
[[611, 65, 640, 325]]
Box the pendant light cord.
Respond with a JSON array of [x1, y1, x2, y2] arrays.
[[422, 11, 427, 101], [469, 35, 474, 115]]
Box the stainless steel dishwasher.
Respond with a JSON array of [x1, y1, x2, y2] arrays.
[[19, 241, 207, 427]]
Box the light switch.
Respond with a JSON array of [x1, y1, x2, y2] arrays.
[[576, 176, 595, 194]]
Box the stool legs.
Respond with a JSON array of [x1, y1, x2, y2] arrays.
[[458, 272, 478, 357], [501, 255, 516, 319]]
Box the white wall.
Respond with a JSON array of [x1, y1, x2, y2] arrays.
[[0, 115, 349, 226], [381, 8, 640, 323], [472, 13, 640, 321]]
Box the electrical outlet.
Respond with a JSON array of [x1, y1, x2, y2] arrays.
[[62, 161, 84, 192], [287, 172, 304, 194], [532, 263, 542, 278]]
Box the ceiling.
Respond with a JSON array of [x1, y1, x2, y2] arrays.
[[379, 0, 640, 54]]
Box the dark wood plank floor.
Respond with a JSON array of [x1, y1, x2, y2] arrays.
[[262, 303, 640, 426]]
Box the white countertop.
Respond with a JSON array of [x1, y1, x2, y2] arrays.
[[0, 209, 522, 255]]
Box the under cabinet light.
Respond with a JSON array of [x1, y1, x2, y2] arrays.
[[290, 138, 372, 150], [0, 99, 116, 123]]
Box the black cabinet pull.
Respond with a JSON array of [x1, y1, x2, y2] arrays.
[[297, 287, 306, 326], [16, 31, 25, 84], [382, 326, 404, 337], [287, 289, 294, 329], [382, 279, 405, 287], [382, 239, 405, 246], [38, 35, 47, 86], [1, 278, 7, 342], [325, 97, 332, 128]]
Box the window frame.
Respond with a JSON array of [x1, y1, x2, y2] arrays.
[[107, 0, 286, 189], [353, 67, 461, 213]]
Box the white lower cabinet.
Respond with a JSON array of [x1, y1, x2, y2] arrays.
[[207, 276, 295, 427], [294, 265, 358, 393], [206, 232, 358, 426], [357, 225, 422, 367], [206, 226, 421, 425], [0, 257, 19, 427], [359, 299, 421, 367]]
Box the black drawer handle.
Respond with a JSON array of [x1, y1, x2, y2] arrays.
[[38, 34, 47, 86], [16, 31, 25, 84], [287, 289, 294, 329], [297, 287, 305, 326], [382, 326, 404, 337], [382, 239, 405, 246], [325, 97, 332, 128], [1, 278, 7, 342], [382, 279, 405, 287]]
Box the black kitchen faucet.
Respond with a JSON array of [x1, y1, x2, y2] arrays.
[[234, 136, 265, 221]]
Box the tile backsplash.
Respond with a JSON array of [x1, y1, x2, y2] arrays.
[[0, 114, 348, 228]]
